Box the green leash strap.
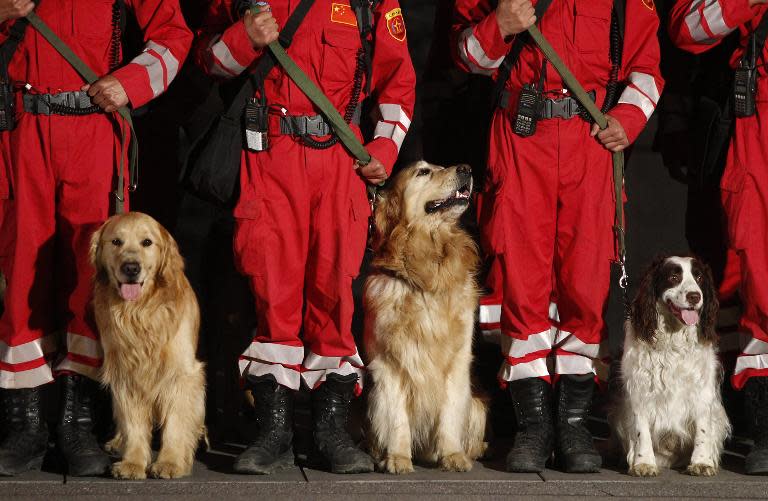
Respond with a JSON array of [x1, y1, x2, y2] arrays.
[[26, 11, 138, 215], [527, 25, 627, 285]]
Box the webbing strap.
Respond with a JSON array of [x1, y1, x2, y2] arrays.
[[527, 25, 627, 283], [26, 11, 137, 215]]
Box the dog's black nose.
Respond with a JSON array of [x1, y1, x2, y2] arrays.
[[121, 261, 141, 278], [686, 291, 702, 305], [456, 164, 471, 174]]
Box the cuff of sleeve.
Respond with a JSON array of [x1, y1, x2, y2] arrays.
[[724, 0, 756, 29], [610, 104, 650, 145], [473, 11, 513, 61], [222, 20, 261, 69], [111, 63, 153, 109], [366, 137, 399, 176]]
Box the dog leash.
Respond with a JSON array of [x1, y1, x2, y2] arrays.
[[526, 25, 631, 317]]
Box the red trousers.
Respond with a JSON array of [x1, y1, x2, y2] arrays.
[[0, 113, 124, 389], [235, 133, 369, 393], [480, 112, 614, 385], [723, 102, 768, 389]]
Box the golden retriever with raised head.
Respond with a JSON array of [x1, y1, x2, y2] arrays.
[[90, 212, 205, 480], [364, 161, 487, 474]]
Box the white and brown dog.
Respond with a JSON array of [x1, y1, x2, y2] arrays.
[[364, 161, 487, 474], [611, 256, 730, 477]]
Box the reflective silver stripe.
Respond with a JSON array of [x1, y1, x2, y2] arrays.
[[373, 121, 407, 151], [0, 335, 56, 365], [618, 85, 655, 120], [211, 35, 247, 76], [734, 353, 768, 375], [0, 363, 54, 389], [303, 350, 364, 370], [498, 358, 550, 381], [457, 27, 496, 76], [702, 0, 731, 37], [684, 0, 722, 44], [241, 340, 305, 365], [146, 40, 180, 86], [627, 72, 660, 105], [743, 337, 768, 356], [501, 329, 555, 359], [554, 354, 596, 376], [378, 103, 411, 129], [301, 361, 365, 390], [239, 359, 302, 390], [554, 330, 600, 358], [65, 332, 103, 360], [131, 50, 165, 97], [479, 304, 501, 325]]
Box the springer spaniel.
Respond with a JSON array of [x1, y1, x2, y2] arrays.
[[610, 256, 730, 477]]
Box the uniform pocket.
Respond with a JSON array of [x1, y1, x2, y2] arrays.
[[321, 26, 362, 84], [74, 0, 115, 39], [574, 1, 611, 65], [722, 171, 754, 251]]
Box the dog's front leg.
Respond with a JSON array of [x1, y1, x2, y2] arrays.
[[111, 394, 152, 480], [435, 372, 473, 472], [368, 362, 414, 474], [686, 408, 721, 477], [627, 412, 658, 477]]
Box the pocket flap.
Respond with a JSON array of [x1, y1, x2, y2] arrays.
[[323, 26, 361, 49]]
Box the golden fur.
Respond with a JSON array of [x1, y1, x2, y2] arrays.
[[90, 212, 205, 480], [364, 161, 487, 474]]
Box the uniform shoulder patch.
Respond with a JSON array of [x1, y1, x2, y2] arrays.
[[641, 0, 655, 11], [385, 8, 406, 42], [331, 3, 357, 26]]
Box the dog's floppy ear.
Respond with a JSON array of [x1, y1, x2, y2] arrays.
[[373, 187, 401, 250], [89, 220, 109, 284], [697, 259, 720, 344], [156, 224, 185, 287], [631, 255, 666, 344]]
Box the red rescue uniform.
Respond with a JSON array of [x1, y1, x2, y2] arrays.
[[670, 0, 768, 389], [196, 0, 415, 392], [0, 1, 191, 389], [454, 0, 663, 385]]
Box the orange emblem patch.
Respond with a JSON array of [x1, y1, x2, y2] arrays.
[[641, 0, 655, 11], [385, 8, 406, 42], [331, 3, 357, 27]]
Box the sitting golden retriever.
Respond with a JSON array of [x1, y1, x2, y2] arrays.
[[364, 161, 487, 474], [90, 212, 205, 480]]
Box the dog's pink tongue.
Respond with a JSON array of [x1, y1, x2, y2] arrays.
[[681, 309, 700, 326], [119, 283, 142, 301]]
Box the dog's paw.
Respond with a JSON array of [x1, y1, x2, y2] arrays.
[[149, 461, 190, 479], [112, 461, 147, 480], [628, 463, 659, 477], [378, 455, 414, 475], [686, 463, 716, 477], [439, 452, 473, 472], [105, 436, 123, 455]]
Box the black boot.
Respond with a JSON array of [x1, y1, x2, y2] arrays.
[[506, 377, 554, 473], [56, 375, 111, 477], [745, 376, 768, 475], [555, 374, 601, 473], [233, 376, 295, 474], [0, 387, 48, 476], [311, 373, 373, 474]]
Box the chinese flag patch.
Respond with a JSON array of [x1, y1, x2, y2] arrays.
[[331, 3, 357, 27], [385, 8, 406, 42]]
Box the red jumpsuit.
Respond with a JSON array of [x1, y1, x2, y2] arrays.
[[0, 1, 191, 389], [196, 0, 415, 392], [454, 0, 663, 385], [670, 0, 768, 389]]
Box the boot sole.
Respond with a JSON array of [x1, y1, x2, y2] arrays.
[[66, 457, 113, 477], [558, 453, 602, 474], [233, 449, 295, 475], [330, 460, 375, 474], [0, 454, 45, 477]]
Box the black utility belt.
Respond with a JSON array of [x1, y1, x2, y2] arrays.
[[23, 91, 101, 116], [502, 89, 596, 120]]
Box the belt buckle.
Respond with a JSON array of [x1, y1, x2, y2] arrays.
[[550, 98, 569, 119], [305, 115, 327, 136]]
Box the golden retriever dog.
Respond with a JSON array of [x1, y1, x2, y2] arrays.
[[364, 161, 487, 474], [90, 212, 205, 480]]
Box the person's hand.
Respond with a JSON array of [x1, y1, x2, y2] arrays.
[[496, 0, 536, 39], [357, 157, 387, 185], [82, 75, 129, 113], [0, 0, 34, 23], [244, 8, 279, 49], [590, 115, 629, 152]]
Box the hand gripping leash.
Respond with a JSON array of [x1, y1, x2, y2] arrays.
[[526, 25, 630, 314]]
